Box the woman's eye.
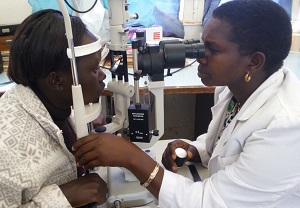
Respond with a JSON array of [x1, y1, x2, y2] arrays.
[[95, 65, 101, 72], [208, 48, 218, 55]]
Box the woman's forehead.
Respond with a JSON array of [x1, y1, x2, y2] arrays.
[[81, 32, 97, 45], [202, 17, 232, 42]]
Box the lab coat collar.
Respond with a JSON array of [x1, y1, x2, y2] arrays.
[[206, 89, 231, 155], [209, 68, 286, 170], [236, 68, 284, 121]]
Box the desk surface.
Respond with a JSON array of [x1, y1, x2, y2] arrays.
[[96, 139, 208, 208], [152, 139, 209, 180], [96, 139, 208, 182], [1, 51, 299, 96]]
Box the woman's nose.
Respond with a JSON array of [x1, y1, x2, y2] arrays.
[[99, 69, 106, 81], [197, 57, 207, 65]]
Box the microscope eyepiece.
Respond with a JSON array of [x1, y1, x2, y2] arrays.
[[137, 39, 205, 79]]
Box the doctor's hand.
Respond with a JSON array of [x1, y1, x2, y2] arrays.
[[72, 133, 143, 169], [162, 139, 201, 173], [73, 133, 164, 199], [59, 173, 108, 207]]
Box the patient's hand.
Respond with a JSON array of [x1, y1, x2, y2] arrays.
[[59, 173, 108, 207], [92, 114, 106, 128]]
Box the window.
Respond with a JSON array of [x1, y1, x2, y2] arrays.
[[273, 0, 293, 19]]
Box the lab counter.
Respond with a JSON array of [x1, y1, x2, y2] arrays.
[[1, 51, 300, 96], [102, 51, 300, 95], [96, 139, 208, 182]]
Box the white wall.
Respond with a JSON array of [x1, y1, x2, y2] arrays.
[[0, 0, 204, 26], [1, 0, 299, 36], [292, 0, 300, 33], [180, 0, 204, 23], [180, 0, 204, 39], [0, 1, 32, 25]]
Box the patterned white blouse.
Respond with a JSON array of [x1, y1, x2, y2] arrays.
[[0, 84, 76, 207]]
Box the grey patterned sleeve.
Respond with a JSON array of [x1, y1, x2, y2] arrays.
[[0, 85, 77, 207], [0, 145, 72, 208], [30, 184, 72, 208]]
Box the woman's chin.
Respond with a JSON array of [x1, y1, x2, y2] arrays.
[[198, 73, 211, 85]]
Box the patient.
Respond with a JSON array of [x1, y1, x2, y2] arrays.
[[0, 9, 107, 207]]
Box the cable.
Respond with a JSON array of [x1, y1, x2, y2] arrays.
[[114, 59, 198, 77], [64, 0, 98, 13], [101, 59, 198, 77], [100, 65, 111, 70], [164, 59, 197, 77]]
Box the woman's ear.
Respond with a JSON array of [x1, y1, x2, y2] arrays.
[[248, 52, 266, 73], [47, 72, 64, 91]]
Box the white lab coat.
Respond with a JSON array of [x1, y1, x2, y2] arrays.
[[159, 68, 300, 208]]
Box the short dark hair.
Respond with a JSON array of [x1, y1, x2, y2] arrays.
[[212, 0, 292, 75], [8, 9, 87, 86]]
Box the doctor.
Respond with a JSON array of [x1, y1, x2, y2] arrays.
[[73, 0, 300, 207]]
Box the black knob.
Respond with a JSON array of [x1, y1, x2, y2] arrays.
[[123, 128, 130, 135], [152, 130, 159, 136], [94, 126, 106, 133], [106, 116, 113, 124]]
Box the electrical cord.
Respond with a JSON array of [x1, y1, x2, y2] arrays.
[[100, 58, 198, 77], [164, 59, 197, 77], [64, 0, 98, 13]]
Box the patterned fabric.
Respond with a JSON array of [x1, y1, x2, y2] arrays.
[[0, 85, 76, 207], [223, 96, 239, 129], [217, 96, 239, 140]]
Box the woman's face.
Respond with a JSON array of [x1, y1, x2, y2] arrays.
[[76, 32, 106, 105], [197, 17, 250, 88]]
